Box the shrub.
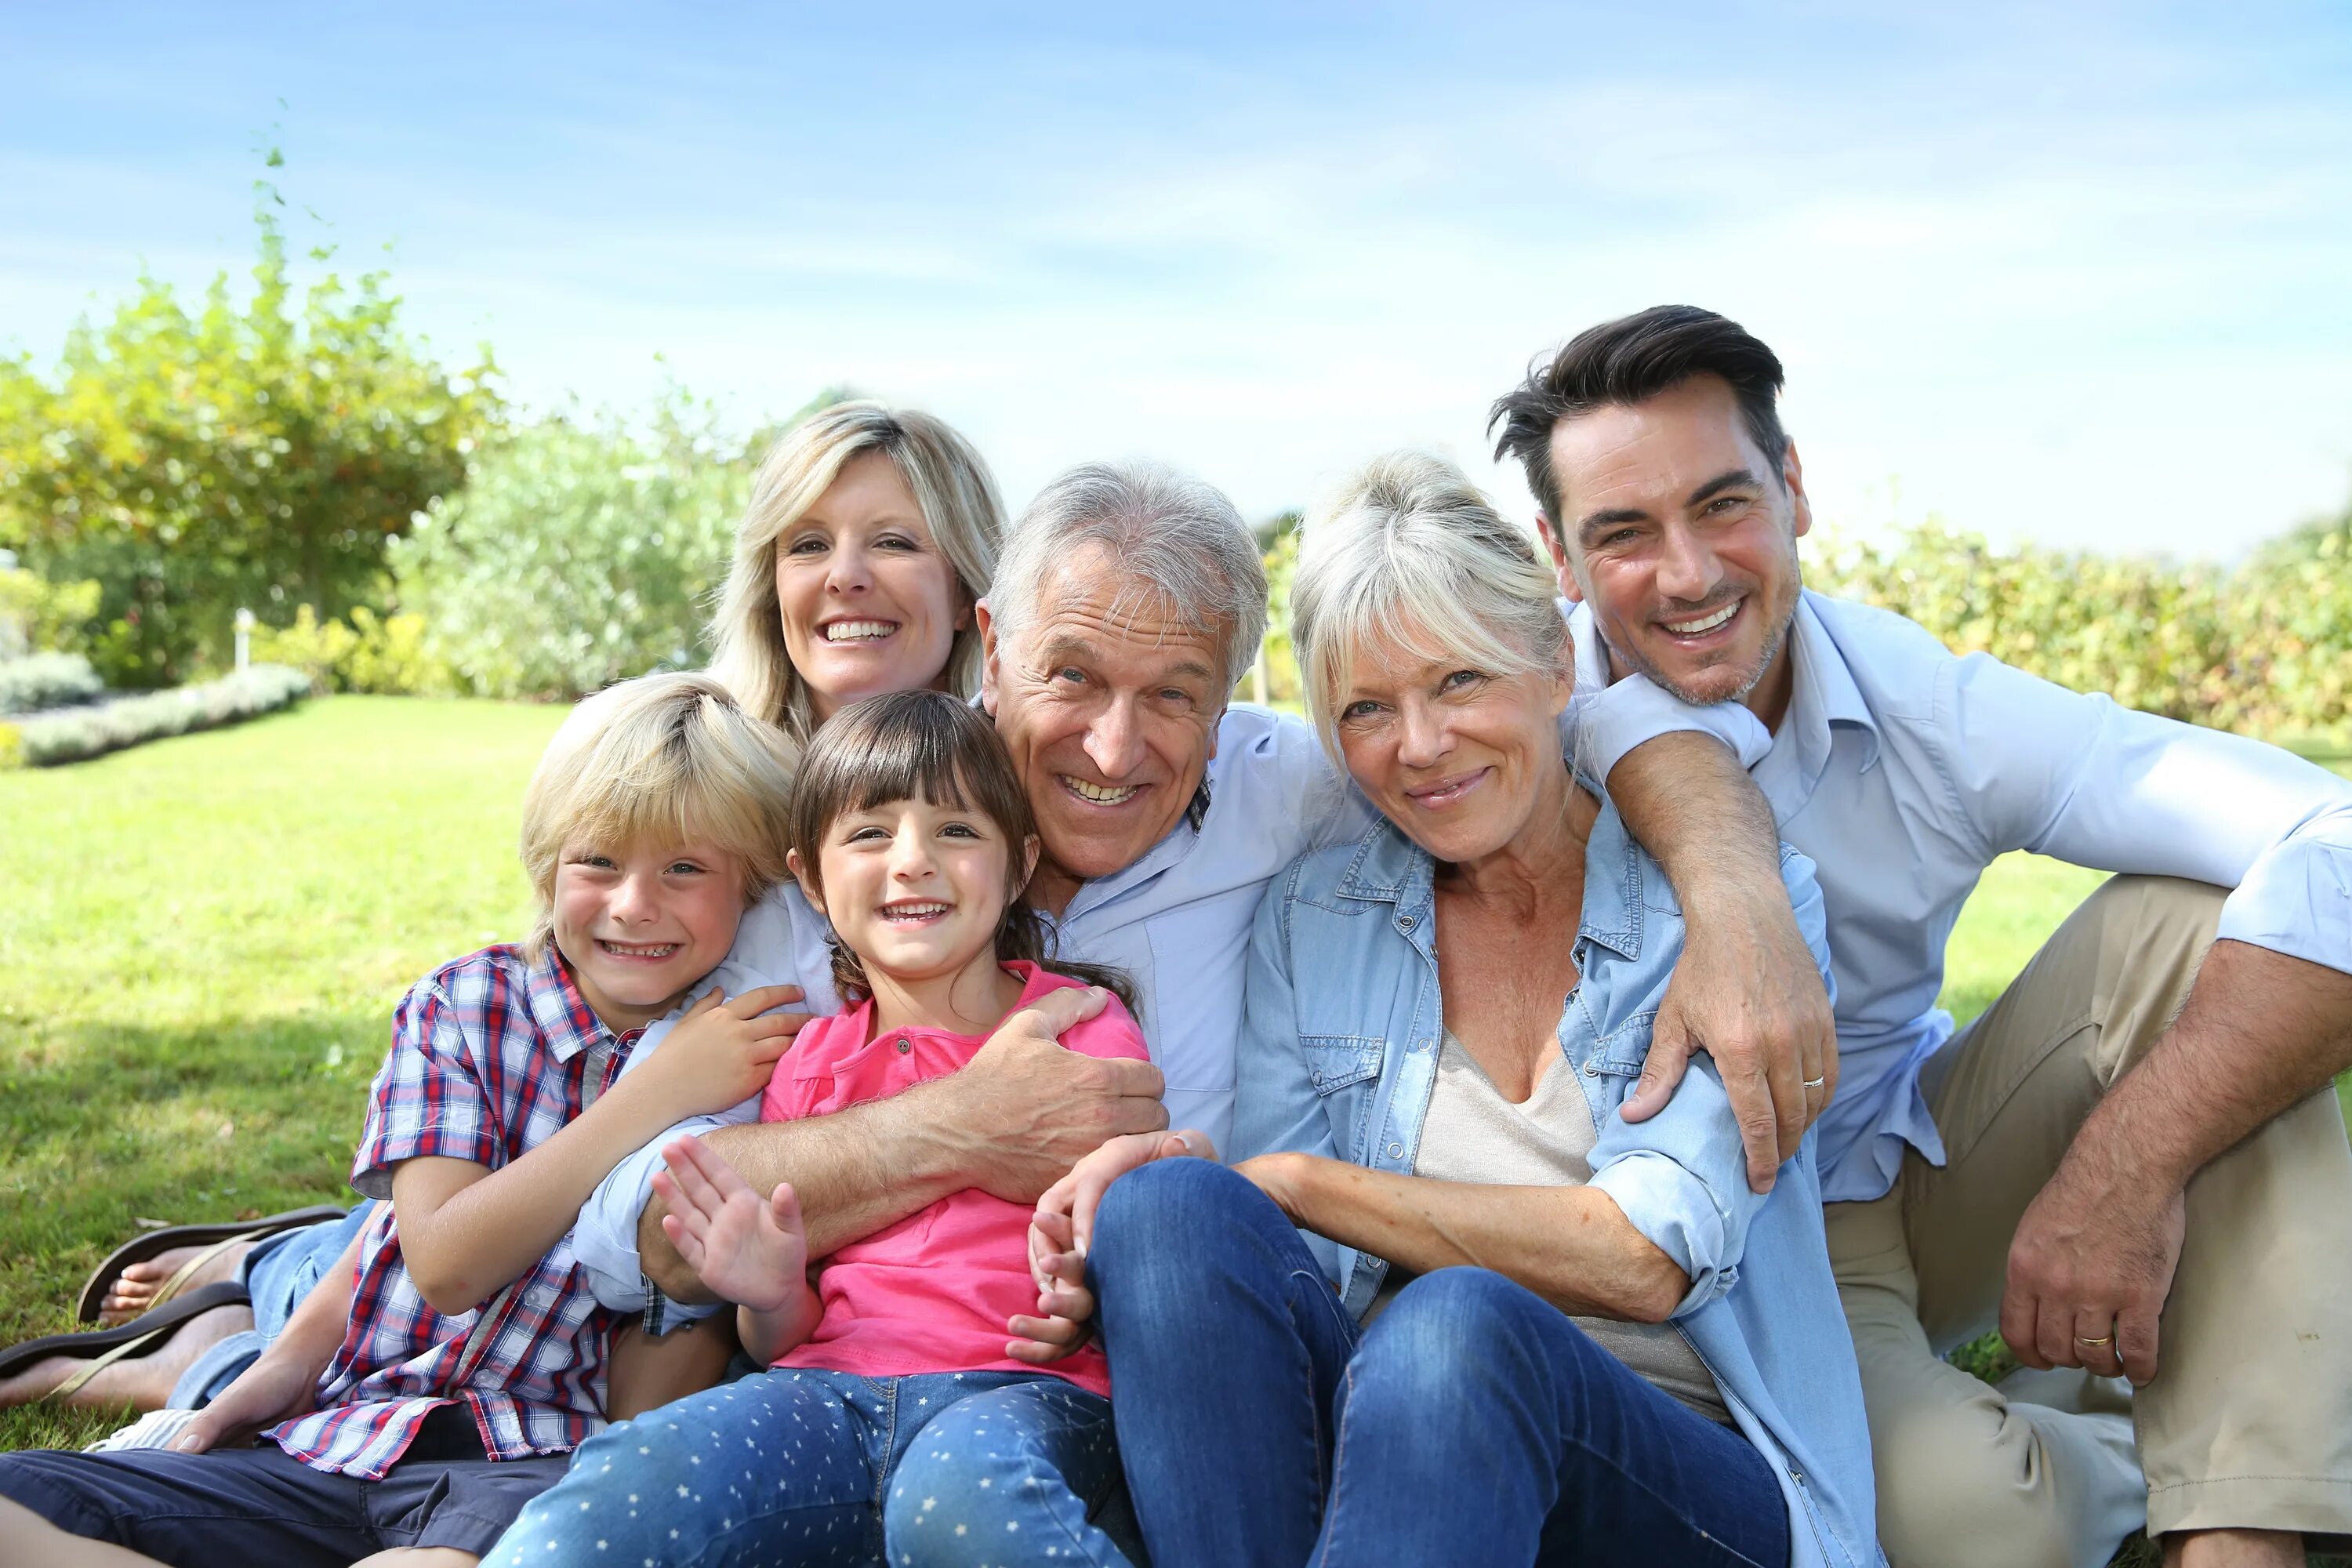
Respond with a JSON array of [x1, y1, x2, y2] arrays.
[[0, 568, 102, 660], [249, 604, 448, 695], [14, 664, 310, 767], [390, 400, 751, 700], [0, 652, 103, 716], [0, 158, 500, 689]]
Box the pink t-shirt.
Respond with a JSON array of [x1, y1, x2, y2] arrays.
[[757, 960, 1148, 1397]]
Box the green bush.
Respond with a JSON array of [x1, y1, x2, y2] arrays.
[[0, 162, 500, 689], [0, 653, 103, 716], [390, 400, 751, 700], [0, 568, 101, 660], [13, 664, 310, 767], [249, 604, 448, 695]]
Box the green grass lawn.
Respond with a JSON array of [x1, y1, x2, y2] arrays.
[[2, 696, 2346, 1561]]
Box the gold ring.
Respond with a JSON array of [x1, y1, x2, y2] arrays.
[[2075, 1334, 2114, 1347]]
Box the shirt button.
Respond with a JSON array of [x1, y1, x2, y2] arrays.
[[1386, 1142, 1403, 1158], [1396, 915, 1415, 931], [895, 1036, 912, 1054]]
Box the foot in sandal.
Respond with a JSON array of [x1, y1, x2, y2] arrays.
[[0, 1302, 252, 1413], [95, 1242, 257, 1327]]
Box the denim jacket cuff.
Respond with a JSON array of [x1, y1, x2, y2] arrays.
[[1588, 1151, 1733, 1317]]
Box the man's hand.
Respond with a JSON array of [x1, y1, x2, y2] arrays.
[[2001, 1138, 2187, 1386], [947, 987, 1170, 1205], [1628, 880, 1835, 1192], [632, 985, 809, 1120], [172, 1348, 320, 1454]]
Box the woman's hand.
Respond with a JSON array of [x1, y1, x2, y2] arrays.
[[631, 986, 809, 1120], [1004, 1128, 1217, 1364], [653, 1136, 810, 1313], [172, 1347, 321, 1454]]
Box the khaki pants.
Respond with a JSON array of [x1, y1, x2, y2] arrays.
[[1828, 875, 2352, 1567]]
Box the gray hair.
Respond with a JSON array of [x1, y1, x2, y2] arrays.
[[1293, 451, 1569, 760], [989, 461, 1268, 691]]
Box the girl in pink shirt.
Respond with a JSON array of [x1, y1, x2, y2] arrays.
[[634, 688, 1149, 1566]]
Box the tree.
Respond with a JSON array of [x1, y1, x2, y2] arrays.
[[0, 155, 501, 686]]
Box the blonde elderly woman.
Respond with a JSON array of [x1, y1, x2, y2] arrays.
[[11, 402, 1011, 1430], [1038, 454, 1885, 1568]]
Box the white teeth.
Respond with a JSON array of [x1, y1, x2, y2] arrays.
[[824, 620, 897, 642], [1664, 601, 1740, 635], [601, 941, 678, 957], [1062, 776, 1140, 804], [882, 902, 950, 918]]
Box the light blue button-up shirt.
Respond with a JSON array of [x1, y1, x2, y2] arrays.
[[571, 703, 1358, 1309], [1230, 801, 1882, 1568], [1573, 589, 2352, 1203]]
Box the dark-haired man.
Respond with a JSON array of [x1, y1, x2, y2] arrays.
[[1493, 306, 2352, 1568]]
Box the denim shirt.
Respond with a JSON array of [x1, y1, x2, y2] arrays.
[[1231, 801, 1885, 1568]]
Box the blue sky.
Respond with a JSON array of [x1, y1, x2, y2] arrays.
[[5, 2, 2349, 557]]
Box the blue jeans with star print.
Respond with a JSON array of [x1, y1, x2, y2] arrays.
[[479, 1366, 1138, 1568]]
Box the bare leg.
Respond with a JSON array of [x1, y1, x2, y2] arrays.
[[604, 1313, 736, 1421], [0, 1304, 253, 1413], [350, 1552, 479, 1568], [0, 1496, 171, 1566], [97, 1243, 256, 1326], [2163, 1529, 2305, 1568]]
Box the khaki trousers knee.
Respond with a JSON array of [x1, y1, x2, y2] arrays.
[[1828, 874, 2352, 1567]]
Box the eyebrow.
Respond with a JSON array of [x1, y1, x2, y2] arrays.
[[1575, 467, 1762, 543], [1036, 634, 1215, 685]]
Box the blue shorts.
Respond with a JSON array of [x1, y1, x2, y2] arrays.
[[0, 1406, 568, 1566]]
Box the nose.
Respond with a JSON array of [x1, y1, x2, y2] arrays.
[[609, 871, 659, 924], [1081, 697, 1149, 781], [1654, 521, 1722, 606], [887, 826, 937, 884], [1396, 696, 1450, 770], [826, 539, 874, 597]]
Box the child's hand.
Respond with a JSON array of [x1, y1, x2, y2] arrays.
[[1007, 1208, 1094, 1365], [638, 985, 809, 1117], [172, 1346, 321, 1453], [653, 1136, 809, 1313]]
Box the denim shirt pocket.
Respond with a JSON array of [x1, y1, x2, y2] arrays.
[[1584, 1009, 1658, 1083], [1301, 1033, 1386, 1155]]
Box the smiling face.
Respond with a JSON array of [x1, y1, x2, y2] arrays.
[[978, 545, 1227, 913], [794, 786, 1036, 1007], [1543, 374, 1810, 726], [1331, 624, 1576, 866], [775, 450, 971, 722], [551, 839, 749, 1034]]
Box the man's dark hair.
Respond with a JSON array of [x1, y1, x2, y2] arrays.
[[1488, 305, 1788, 539]]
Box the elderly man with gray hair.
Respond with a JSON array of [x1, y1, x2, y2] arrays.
[[540, 457, 1822, 1560]]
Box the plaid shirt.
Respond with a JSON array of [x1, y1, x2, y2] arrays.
[[270, 942, 633, 1479]]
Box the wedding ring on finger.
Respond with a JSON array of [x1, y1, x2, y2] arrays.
[[1802, 1076, 1827, 1091]]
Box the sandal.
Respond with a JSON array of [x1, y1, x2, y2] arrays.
[[0, 1279, 252, 1402], [74, 1204, 347, 1323]]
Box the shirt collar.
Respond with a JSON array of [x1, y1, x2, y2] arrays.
[[1774, 592, 1882, 782], [1330, 794, 1649, 963], [525, 943, 618, 1063]]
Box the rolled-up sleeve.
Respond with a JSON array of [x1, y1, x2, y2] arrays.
[[1587, 846, 1835, 1317]]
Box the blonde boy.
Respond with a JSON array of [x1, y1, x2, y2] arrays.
[[0, 672, 804, 1568]]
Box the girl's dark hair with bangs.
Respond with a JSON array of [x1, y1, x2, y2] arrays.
[[787, 689, 1135, 1011]]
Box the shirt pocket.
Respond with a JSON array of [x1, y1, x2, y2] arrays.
[[1300, 1034, 1386, 1094], [1585, 1011, 1658, 1080]]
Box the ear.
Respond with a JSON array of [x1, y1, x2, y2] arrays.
[[975, 597, 1001, 717], [1781, 440, 1813, 542], [1536, 513, 1584, 604], [786, 847, 821, 905], [952, 579, 975, 633]]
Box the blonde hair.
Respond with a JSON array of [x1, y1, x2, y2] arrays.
[[1293, 452, 1569, 762], [708, 401, 1004, 762], [520, 671, 797, 954]]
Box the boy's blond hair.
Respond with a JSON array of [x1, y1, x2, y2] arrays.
[[520, 671, 795, 954]]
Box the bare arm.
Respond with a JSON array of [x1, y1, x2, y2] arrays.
[[396, 985, 805, 1316], [2005, 940, 2352, 1382], [1608, 729, 1835, 1192], [1240, 1151, 1689, 1323], [638, 985, 1168, 1303]]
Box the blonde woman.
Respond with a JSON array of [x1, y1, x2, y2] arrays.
[[710, 400, 1004, 760]]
